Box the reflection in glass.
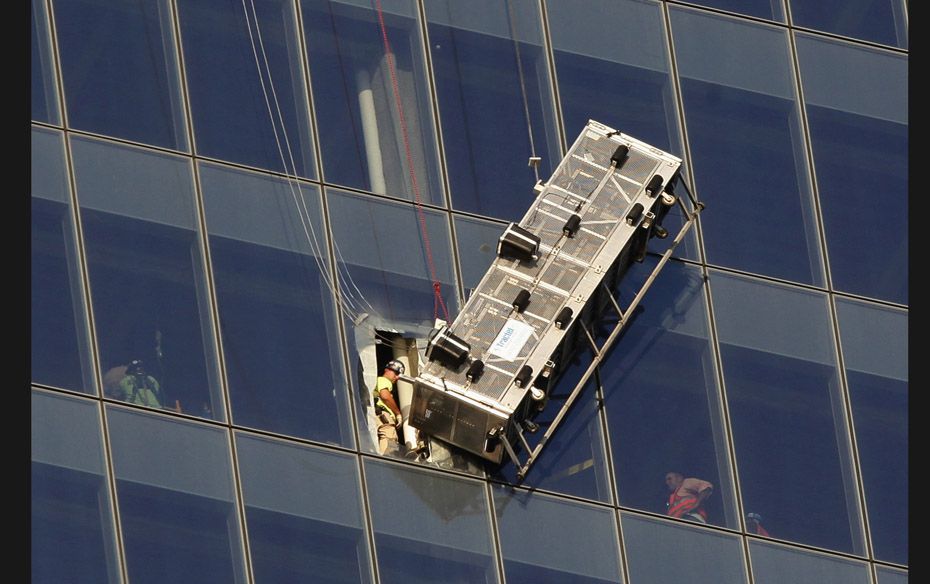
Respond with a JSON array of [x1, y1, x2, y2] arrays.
[[621, 512, 747, 584], [107, 407, 247, 584], [53, 0, 188, 150], [426, 0, 560, 221], [32, 391, 121, 584], [32, 0, 60, 124], [236, 433, 372, 583], [711, 271, 864, 554], [789, 0, 908, 48], [71, 136, 224, 420], [670, 8, 823, 285], [547, 0, 698, 261], [32, 128, 96, 393], [302, 0, 443, 204], [363, 459, 498, 583], [795, 35, 907, 304], [178, 0, 316, 177], [836, 299, 907, 565], [748, 540, 870, 584], [201, 164, 352, 445], [494, 486, 622, 583], [602, 260, 736, 528]]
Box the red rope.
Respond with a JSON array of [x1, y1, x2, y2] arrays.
[[373, 0, 449, 323]]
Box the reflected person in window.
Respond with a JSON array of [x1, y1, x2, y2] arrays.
[[665, 471, 714, 523], [117, 359, 163, 409], [373, 360, 405, 455]]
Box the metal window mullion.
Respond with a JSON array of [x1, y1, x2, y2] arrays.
[[537, 0, 567, 156], [786, 24, 873, 559], [660, 1, 709, 268], [46, 0, 129, 561]]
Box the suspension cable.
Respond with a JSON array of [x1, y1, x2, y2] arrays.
[[241, 0, 379, 323], [373, 0, 449, 323]]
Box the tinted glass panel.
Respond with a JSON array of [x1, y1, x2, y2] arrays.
[[201, 164, 352, 444], [327, 188, 459, 325], [877, 567, 908, 584], [491, 370, 612, 503], [452, 215, 507, 292], [178, 0, 316, 177], [796, 35, 907, 304], [790, 0, 907, 48], [32, 0, 60, 123], [71, 136, 224, 420], [53, 0, 188, 150], [603, 260, 737, 528], [621, 512, 747, 584], [32, 391, 121, 584], [363, 459, 498, 584], [32, 128, 96, 393], [670, 8, 823, 285], [494, 486, 622, 583], [547, 0, 698, 261], [302, 0, 443, 204], [748, 540, 871, 584], [711, 271, 864, 554], [836, 299, 907, 565], [680, 0, 784, 21], [426, 0, 560, 221], [107, 407, 247, 584], [236, 433, 372, 583]]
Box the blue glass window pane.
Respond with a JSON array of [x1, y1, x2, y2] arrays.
[[71, 137, 224, 420], [711, 271, 864, 554], [32, 128, 95, 393], [32, 390, 121, 584], [790, 0, 907, 48], [453, 215, 506, 292], [178, 0, 316, 177], [877, 567, 908, 584], [621, 512, 747, 584], [547, 0, 698, 261], [670, 9, 823, 285], [748, 540, 870, 584], [107, 407, 247, 584], [235, 433, 372, 583], [491, 371, 612, 503], [302, 0, 443, 204], [201, 164, 352, 445], [32, 0, 60, 124], [425, 0, 560, 221], [603, 259, 737, 528], [494, 486, 623, 583], [796, 36, 907, 304], [53, 0, 188, 150], [836, 299, 907, 565], [678, 0, 784, 21], [363, 459, 499, 584], [327, 188, 458, 325]]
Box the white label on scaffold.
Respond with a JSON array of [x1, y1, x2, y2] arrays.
[[488, 319, 535, 362]]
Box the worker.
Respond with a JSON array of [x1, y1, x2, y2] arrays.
[[665, 471, 714, 523], [746, 512, 770, 536], [373, 360, 405, 455], [116, 359, 163, 409]]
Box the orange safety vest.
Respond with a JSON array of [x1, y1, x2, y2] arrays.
[[667, 490, 708, 521]]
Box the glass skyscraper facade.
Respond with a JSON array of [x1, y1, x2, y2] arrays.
[[31, 0, 907, 582]]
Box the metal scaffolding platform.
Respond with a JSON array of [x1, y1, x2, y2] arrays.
[[404, 120, 704, 481]]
